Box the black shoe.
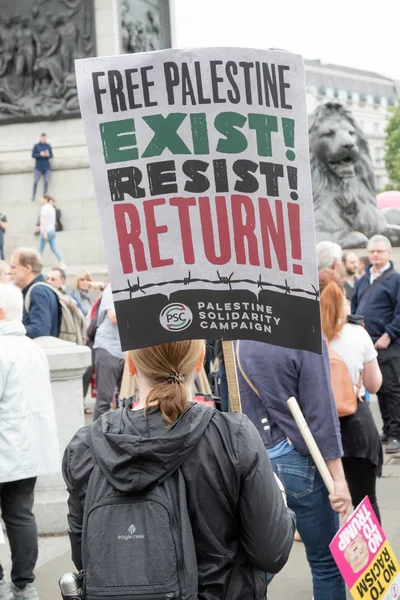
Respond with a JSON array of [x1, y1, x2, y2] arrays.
[[385, 438, 400, 454], [381, 433, 388, 444]]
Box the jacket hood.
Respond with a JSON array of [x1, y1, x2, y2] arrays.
[[89, 403, 215, 493], [0, 320, 26, 336]]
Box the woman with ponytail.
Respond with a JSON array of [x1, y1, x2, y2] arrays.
[[62, 340, 295, 599], [319, 269, 383, 521]]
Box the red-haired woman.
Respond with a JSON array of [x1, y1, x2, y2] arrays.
[[319, 269, 383, 521]]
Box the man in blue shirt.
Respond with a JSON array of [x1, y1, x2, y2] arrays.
[[10, 247, 59, 339], [32, 133, 53, 202], [46, 267, 84, 313]]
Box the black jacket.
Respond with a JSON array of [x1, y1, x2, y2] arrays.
[[352, 262, 400, 343], [62, 403, 295, 599]]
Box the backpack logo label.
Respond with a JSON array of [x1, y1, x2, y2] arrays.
[[118, 524, 145, 541]]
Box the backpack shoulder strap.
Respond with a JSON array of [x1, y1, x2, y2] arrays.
[[25, 281, 59, 312], [327, 337, 363, 400], [235, 341, 287, 443], [358, 269, 394, 306], [235, 340, 260, 398], [326, 338, 343, 362]]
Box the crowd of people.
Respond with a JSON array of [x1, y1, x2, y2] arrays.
[[317, 236, 400, 457], [0, 232, 399, 599]]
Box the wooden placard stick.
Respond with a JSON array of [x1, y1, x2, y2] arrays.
[[222, 340, 242, 413], [198, 367, 212, 396], [287, 396, 334, 494]]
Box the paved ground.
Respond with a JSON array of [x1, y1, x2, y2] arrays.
[[2, 399, 400, 599], [269, 454, 400, 598], [269, 400, 400, 598]]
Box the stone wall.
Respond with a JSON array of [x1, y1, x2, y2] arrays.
[[1, 0, 121, 268], [1, 0, 175, 269]]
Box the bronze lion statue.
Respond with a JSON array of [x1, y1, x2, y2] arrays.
[[309, 102, 400, 248]]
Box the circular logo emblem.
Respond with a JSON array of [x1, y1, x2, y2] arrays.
[[160, 303, 193, 332]]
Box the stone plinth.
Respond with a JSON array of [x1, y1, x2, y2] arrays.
[[0, 0, 121, 269], [33, 337, 91, 535], [0, 0, 175, 269]]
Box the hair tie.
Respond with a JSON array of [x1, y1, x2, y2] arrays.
[[167, 372, 184, 385]]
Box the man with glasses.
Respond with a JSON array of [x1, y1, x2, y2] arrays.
[[46, 267, 84, 314], [352, 235, 400, 453]]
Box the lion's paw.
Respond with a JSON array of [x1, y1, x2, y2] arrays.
[[382, 208, 400, 227], [338, 231, 369, 249], [381, 225, 400, 246]]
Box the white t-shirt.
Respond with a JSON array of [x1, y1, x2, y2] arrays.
[[40, 203, 56, 232], [330, 323, 377, 393]]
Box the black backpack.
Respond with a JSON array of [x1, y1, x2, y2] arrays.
[[82, 408, 213, 600]]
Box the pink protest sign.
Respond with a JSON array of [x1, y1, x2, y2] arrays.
[[330, 497, 400, 599]]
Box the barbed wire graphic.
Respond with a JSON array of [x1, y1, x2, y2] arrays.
[[112, 270, 320, 301]]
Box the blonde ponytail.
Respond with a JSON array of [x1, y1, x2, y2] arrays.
[[129, 340, 204, 425]]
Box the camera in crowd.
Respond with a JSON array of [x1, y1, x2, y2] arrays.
[[346, 314, 364, 326]]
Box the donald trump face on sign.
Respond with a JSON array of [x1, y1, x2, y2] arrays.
[[344, 534, 370, 573]]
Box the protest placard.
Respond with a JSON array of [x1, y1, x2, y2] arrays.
[[330, 497, 400, 600], [76, 48, 321, 352]]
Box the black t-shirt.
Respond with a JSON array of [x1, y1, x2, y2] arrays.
[[340, 400, 383, 475]]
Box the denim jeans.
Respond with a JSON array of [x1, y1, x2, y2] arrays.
[[270, 449, 345, 600], [32, 168, 50, 200], [38, 230, 62, 262], [0, 478, 38, 588]]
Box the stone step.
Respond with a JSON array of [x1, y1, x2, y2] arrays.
[[4, 229, 107, 267], [3, 197, 100, 234], [0, 166, 94, 205]]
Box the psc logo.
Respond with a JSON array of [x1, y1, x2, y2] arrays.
[[160, 303, 193, 332]]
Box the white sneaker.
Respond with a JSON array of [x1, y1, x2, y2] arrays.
[[11, 583, 39, 599], [0, 580, 14, 600], [58, 262, 68, 270]]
